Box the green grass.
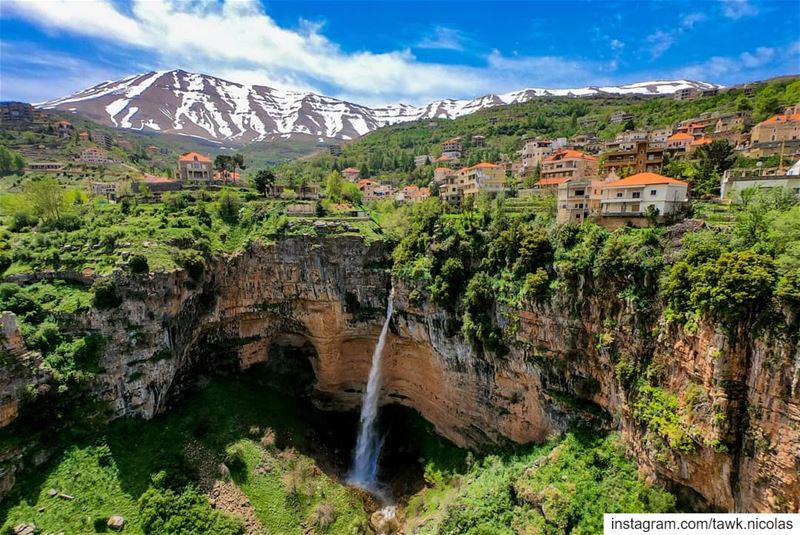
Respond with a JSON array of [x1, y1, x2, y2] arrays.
[[1, 369, 368, 534]]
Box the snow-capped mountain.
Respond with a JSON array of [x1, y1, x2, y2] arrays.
[[40, 70, 720, 143]]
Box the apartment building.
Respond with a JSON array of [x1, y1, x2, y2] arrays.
[[521, 139, 553, 174], [396, 185, 431, 203], [602, 141, 664, 176], [610, 111, 634, 124], [720, 161, 800, 201], [750, 111, 800, 144], [342, 167, 360, 181], [0, 102, 35, 124], [358, 180, 394, 203], [460, 162, 507, 198], [555, 178, 607, 223], [665, 132, 694, 155], [441, 137, 463, 158], [79, 147, 113, 165], [541, 149, 598, 181], [599, 172, 688, 217], [178, 152, 212, 183]]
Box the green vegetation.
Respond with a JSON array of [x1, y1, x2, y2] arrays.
[[275, 79, 800, 190], [1, 371, 368, 535], [406, 431, 676, 534]]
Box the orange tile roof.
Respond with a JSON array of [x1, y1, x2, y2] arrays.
[[443, 138, 461, 144], [667, 132, 694, 141], [179, 151, 212, 163], [762, 113, 800, 124], [537, 177, 570, 186], [142, 174, 177, 184], [543, 149, 596, 162], [690, 137, 713, 146], [471, 162, 501, 169], [604, 172, 688, 188], [357, 179, 377, 189]]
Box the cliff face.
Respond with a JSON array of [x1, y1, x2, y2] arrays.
[[5, 236, 798, 512]]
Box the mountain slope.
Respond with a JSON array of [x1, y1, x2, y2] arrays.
[[40, 70, 720, 143]]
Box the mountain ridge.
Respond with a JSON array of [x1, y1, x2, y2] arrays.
[[40, 69, 721, 143]]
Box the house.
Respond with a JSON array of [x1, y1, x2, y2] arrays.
[[599, 172, 689, 224], [342, 167, 360, 181], [433, 167, 454, 183], [396, 185, 431, 203], [328, 144, 342, 156], [534, 177, 570, 190], [56, 120, 73, 138], [688, 136, 713, 154], [25, 162, 64, 173], [541, 149, 598, 181], [556, 177, 609, 223], [91, 182, 117, 197], [78, 131, 90, 142], [750, 111, 800, 144], [471, 135, 486, 147], [134, 174, 183, 195], [521, 139, 553, 174], [715, 111, 751, 133], [665, 132, 694, 155], [79, 147, 112, 165], [178, 152, 212, 183], [460, 162, 507, 198], [610, 111, 634, 124], [441, 137, 463, 159], [434, 154, 460, 168], [414, 155, 432, 167], [93, 131, 113, 150], [602, 141, 664, 176], [720, 161, 800, 201], [648, 128, 673, 143], [360, 180, 394, 203], [213, 170, 241, 183], [297, 182, 321, 200]]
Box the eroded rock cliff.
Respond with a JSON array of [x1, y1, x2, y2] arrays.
[[4, 235, 798, 512]]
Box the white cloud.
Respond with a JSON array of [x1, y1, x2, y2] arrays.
[[674, 44, 793, 80], [610, 39, 625, 51], [720, 0, 759, 19], [417, 26, 468, 51], [1, 0, 619, 105], [646, 30, 676, 59]]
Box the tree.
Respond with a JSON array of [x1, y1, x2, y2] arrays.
[[214, 155, 232, 183], [217, 190, 241, 223], [0, 145, 25, 175], [231, 152, 245, 184], [23, 177, 65, 223], [695, 140, 735, 195], [325, 171, 344, 202], [252, 169, 276, 197]]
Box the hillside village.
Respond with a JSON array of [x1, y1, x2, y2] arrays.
[[1, 79, 799, 229]]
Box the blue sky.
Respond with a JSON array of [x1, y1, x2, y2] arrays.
[[1, 0, 798, 105]]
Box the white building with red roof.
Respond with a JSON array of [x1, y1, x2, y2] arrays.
[[600, 172, 688, 217], [178, 151, 212, 183], [342, 167, 360, 181], [541, 149, 598, 181]]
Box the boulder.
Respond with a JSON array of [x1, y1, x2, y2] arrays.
[[107, 515, 125, 531]]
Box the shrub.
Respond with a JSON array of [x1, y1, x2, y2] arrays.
[[129, 254, 149, 273], [92, 278, 122, 309], [138, 486, 244, 535], [175, 250, 206, 280], [217, 191, 241, 223], [0, 253, 11, 275]]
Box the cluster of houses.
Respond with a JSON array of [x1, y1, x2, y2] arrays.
[[342, 168, 431, 204], [405, 103, 800, 226]]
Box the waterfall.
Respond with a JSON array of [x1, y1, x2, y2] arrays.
[[348, 288, 394, 495]]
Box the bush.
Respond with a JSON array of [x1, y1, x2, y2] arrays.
[[217, 191, 241, 223], [138, 486, 244, 535], [92, 278, 122, 309], [175, 250, 206, 280], [0, 253, 10, 275], [129, 254, 150, 273]]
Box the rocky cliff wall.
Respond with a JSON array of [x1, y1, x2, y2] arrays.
[[3, 235, 797, 512]]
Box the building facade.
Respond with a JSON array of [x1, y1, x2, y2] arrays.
[[178, 152, 212, 183], [599, 172, 688, 217], [541, 149, 598, 181]]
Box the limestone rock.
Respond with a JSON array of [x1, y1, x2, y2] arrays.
[[107, 515, 125, 531]]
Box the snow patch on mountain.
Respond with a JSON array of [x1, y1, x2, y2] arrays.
[[40, 70, 722, 143]]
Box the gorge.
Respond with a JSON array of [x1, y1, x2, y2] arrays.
[[2, 229, 798, 528]]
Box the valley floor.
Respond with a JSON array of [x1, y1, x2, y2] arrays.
[[1, 366, 676, 535]]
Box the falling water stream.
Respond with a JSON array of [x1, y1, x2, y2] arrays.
[[348, 288, 394, 503]]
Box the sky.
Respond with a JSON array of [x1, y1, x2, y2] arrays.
[[1, 0, 798, 106]]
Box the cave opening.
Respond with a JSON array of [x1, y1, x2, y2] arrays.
[[240, 336, 439, 501]]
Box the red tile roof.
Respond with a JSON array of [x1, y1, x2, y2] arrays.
[[762, 113, 800, 124], [604, 172, 688, 188], [668, 132, 694, 141], [543, 149, 596, 162], [537, 177, 570, 186], [470, 162, 501, 169], [357, 179, 377, 189], [178, 151, 212, 163], [690, 137, 713, 146]]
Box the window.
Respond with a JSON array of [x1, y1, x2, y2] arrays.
[[632, 192, 641, 199], [650, 189, 657, 196], [574, 189, 585, 196], [616, 192, 623, 198]]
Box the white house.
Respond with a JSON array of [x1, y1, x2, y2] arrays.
[[600, 172, 689, 217]]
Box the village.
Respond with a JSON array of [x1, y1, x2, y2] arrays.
[[2, 95, 799, 229]]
